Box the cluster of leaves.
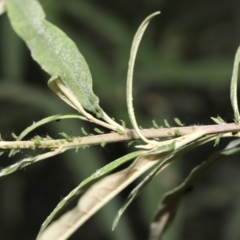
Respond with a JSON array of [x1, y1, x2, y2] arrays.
[[1, 0, 240, 240]]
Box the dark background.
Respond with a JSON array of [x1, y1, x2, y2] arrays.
[[0, 0, 240, 239]]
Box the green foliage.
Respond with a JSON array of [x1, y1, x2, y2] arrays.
[[149, 138, 240, 239], [5, 0, 103, 117], [38, 150, 145, 237], [1, 1, 240, 240]]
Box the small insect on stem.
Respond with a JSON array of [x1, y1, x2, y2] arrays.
[[94, 128, 104, 134]]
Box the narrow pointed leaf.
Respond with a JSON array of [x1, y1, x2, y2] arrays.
[[126, 11, 160, 143], [7, 114, 85, 157], [38, 131, 206, 240], [37, 150, 145, 239], [18, 114, 84, 141], [0, 149, 63, 177], [148, 138, 240, 240], [112, 142, 175, 230], [113, 131, 210, 229]]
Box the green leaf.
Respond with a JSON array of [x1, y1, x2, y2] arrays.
[[0, 150, 63, 177], [19, 114, 85, 141], [37, 150, 144, 238], [112, 141, 175, 230], [5, 0, 103, 117], [38, 131, 206, 239], [112, 131, 210, 230], [126, 11, 160, 145], [148, 138, 240, 240]]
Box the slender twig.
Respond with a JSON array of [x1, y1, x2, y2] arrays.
[[0, 123, 240, 150]]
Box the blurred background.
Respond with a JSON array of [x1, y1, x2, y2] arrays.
[[0, 0, 240, 239]]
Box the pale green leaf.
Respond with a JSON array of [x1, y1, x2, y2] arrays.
[[126, 11, 160, 144], [112, 142, 175, 230], [7, 114, 85, 157], [18, 114, 84, 141], [0, 149, 63, 177], [5, 0, 103, 117], [113, 132, 213, 230]]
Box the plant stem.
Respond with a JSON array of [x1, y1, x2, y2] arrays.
[[0, 123, 240, 150]]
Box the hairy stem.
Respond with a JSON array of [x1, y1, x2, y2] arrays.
[[0, 123, 240, 150]]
